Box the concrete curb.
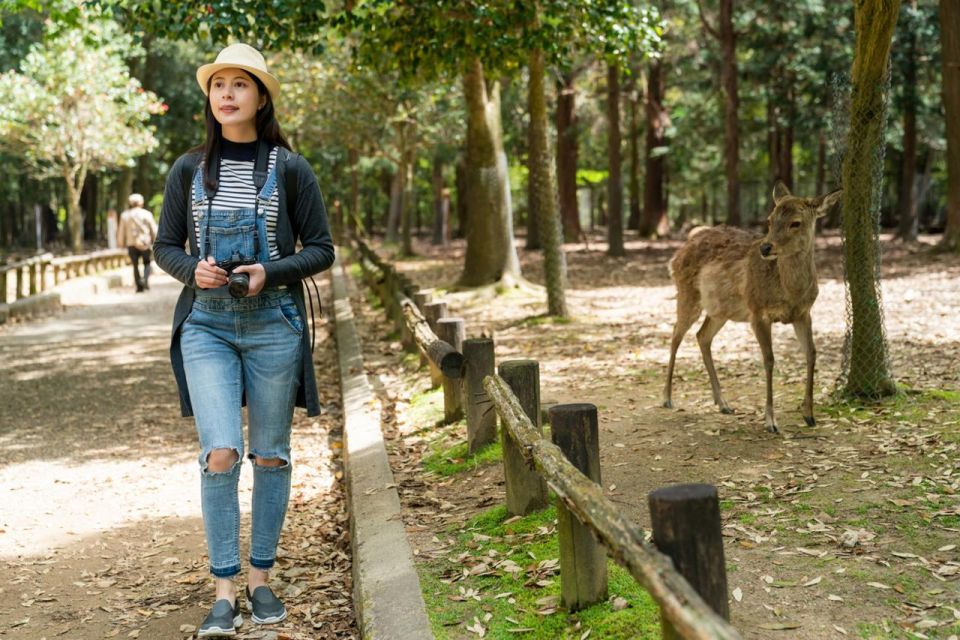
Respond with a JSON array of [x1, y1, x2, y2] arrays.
[[330, 255, 434, 640]]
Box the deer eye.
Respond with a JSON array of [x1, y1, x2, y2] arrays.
[[789, 221, 801, 229]]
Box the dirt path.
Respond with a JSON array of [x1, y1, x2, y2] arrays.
[[356, 232, 960, 640], [0, 272, 356, 639]]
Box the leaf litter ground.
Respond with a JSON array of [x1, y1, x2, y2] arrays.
[[350, 231, 960, 640]]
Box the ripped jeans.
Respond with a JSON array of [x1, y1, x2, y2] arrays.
[[180, 289, 303, 578]]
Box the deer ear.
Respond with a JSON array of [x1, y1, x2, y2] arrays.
[[772, 181, 791, 205], [815, 189, 843, 218]]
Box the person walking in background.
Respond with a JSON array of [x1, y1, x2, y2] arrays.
[[117, 193, 158, 292], [154, 43, 334, 637]]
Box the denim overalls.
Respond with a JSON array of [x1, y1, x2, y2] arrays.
[[180, 155, 302, 578]]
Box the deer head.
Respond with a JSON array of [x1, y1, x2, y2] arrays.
[[759, 182, 843, 261]]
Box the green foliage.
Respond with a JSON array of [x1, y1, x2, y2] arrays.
[[102, 0, 328, 53], [334, 0, 660, 81], [0, 10, 164, 179]]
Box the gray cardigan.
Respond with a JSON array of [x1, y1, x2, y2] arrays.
[[154, 148, 335, 417]]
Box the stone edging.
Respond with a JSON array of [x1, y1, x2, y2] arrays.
[[329, 254, 434, 640]]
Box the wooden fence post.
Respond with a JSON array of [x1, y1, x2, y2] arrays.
[[436, 318, 465, 422], [413, 292, 433, 366], [424, 301, 447, 388], [549, 403, 608, 611], [16, 266, 25, 300], [648, 484, 730, 640], [463, 338, 496, 453], [498, 360, 549, 516]]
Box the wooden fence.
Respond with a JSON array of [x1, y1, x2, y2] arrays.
[[0, 249, 128, 305], [349, 239, 742, 639]]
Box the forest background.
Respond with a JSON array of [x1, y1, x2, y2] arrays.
[[0, 0, 956, 261]]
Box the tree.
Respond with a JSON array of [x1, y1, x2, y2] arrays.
[[606, 61, 625, 256], [941, 0, 960, 251], [556, 68, 581, 242], [895, 0, 920, 241], [840, 0, 899, 398], [697, 0, 740, 226], [640, 53, 670, 237], [0, 14, 163, 252], [528, 38, 568, 315]]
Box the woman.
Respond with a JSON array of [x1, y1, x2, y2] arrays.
[[154, 43, 334, 637]]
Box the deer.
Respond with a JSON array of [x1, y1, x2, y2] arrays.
[[662, 182, 843, 433]]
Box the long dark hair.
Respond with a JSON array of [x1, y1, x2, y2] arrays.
[[195, 70, 292, 193]]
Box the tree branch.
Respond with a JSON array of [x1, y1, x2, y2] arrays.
[[696, 0, 720, 40]]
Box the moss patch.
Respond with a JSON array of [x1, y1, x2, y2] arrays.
[[423, 440, 503, 477], [419, 505, 661, 639]]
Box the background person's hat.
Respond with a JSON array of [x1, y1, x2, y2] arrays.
[[196, 43, 280, 102]]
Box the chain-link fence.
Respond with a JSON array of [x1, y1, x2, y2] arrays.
[[831, 71, 898, 400]]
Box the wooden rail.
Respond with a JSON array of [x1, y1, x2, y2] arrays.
[[0, 249, 127, 306], [484, 373, 743, 640], [351, 238, 469, 424]]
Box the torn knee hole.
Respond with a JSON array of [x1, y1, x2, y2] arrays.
[[252, 455, 288, 468], [205, 448, 240, 473]]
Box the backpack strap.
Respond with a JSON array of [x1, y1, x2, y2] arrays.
[[282, 148, 300, 240]]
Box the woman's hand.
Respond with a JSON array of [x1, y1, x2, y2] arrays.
[[195, 256, 228, 289], [233, 263, 266, 296]]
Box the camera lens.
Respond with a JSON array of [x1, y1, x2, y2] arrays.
[[228, 272, 249, 298]]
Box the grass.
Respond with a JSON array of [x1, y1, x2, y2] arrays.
[[423, 439, 503, 477], [419, 505, 661, 639], [406, 387, 446, 429], [856, 620, 960, 639]]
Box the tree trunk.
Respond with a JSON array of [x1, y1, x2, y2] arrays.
[[556, 71, 581, 242], [719, 0, 740, 226], [460, 58, 522, 286], [64, 165, 86, 253], [117, 166, 134, 216], [815, 133, 827, 197], [627, 67, 641, 232], [898, 1, 919, 241], [640, 56, 669, 238], [432, 157, 447, 245], [455, 157, 468, 239], [81, 173, 98, 243], [401, 146, 415, 257], [386, 168, 403, 243], [349, 146, 360, 236], [528, 45, 568, 317], [841, 0, 900, 398], [606, 62, 624, 257], [942, 0, 960, 250]]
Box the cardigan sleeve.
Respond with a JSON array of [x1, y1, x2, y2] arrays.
[[262, 153, 336, 288], [153, 153, 201, 288]]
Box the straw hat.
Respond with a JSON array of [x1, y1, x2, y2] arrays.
[[196, 43, 280, 102]]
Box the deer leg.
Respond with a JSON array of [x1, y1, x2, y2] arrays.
[[792, 313, 816, 426], [663, 294, 700, 409], [696, 315, 732, 413], [750, 317, 778, 433]]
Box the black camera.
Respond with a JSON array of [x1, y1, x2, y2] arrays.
[[218, 250, 256, 299]]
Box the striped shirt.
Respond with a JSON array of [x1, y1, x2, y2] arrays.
[[191, 144, 281, 261]]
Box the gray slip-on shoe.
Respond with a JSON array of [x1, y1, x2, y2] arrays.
[[197, 598, 242, 637], [245, 585, 287, 624]]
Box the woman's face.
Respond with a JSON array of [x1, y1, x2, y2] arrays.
[[208, 68, 266, 130]]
